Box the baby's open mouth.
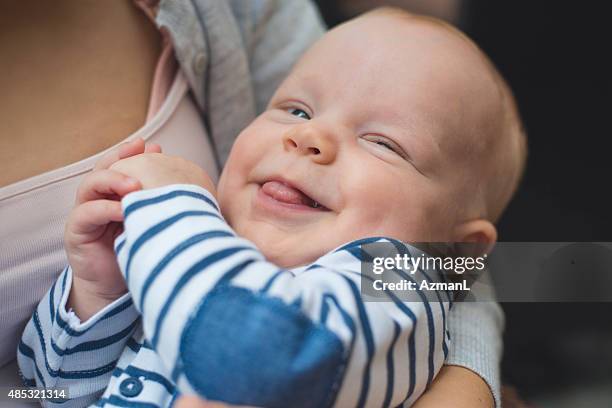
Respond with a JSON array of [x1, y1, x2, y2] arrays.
[[260, 180, 328, 210]]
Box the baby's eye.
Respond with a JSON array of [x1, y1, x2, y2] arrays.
[[364, 135, 407, 159], [288, 108, 311, 120], [374, 140, 395, 151]]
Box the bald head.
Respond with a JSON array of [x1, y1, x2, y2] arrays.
[[355, 7, 528, 223], [265, 6, 526, 248]]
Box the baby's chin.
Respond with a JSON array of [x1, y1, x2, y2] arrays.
[[261, 245, 321, 269], [245, 234, 323, 269]]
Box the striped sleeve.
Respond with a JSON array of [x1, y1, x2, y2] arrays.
[[117, 184, 449, 408], [17, 267, 140, 407]]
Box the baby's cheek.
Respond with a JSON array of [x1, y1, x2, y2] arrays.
[[416, 201, 458, 241], [386, 202, 452, 242]]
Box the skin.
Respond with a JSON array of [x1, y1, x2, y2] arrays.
[[411, 365, 494, 407], [70, 11, 502, 408], [0, 0, 160, 187], [217, 11, 499, 268], [65, 139, 161, 321]]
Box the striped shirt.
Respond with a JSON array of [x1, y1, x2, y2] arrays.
[[18, 184, 450, 408]]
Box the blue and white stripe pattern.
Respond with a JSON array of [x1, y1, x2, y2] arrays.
[[18, 184, 450, 407]]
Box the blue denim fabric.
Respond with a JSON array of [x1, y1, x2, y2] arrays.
[[180, 286, 345, 408]]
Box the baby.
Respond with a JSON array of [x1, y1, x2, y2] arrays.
[[18, 8, 525, 408]]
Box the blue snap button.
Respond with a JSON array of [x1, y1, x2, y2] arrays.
[[119, 377, 143, 398]]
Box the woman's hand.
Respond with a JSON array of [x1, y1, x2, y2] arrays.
[[411, 365, 495, 408]]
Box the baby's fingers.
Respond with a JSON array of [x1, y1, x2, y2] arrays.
[[94, 138, 147, 171], [69, 200, 124, 236], [145, 143, 162, 153], [76, 170, 141, 204]]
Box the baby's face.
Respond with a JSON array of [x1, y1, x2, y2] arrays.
[[217, 13, 497, 267]]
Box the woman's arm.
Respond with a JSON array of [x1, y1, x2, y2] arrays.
[[411, 365, 494, 408], [172, 366, 495, 408], [414, 273, 504, 407]]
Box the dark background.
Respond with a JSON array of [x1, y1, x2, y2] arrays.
[[314, 0, 612, 405]]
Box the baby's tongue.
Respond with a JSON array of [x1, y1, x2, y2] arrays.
[[261, 181, 312, 206]]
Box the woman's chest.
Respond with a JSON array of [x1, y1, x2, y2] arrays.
[[0, 0, 161, 187]]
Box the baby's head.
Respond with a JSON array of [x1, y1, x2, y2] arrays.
[[217, 8, 527, 267]]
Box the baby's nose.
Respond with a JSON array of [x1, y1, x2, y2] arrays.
[[282, 125, 336, 165]]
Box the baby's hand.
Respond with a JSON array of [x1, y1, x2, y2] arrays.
[[65, 139, 160, 320], [110, 153, 216, 195]]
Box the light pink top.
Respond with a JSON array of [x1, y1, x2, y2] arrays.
[[0, 34, 219, 389]]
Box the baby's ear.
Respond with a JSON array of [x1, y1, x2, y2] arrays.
[[452, 219, 497, 256]]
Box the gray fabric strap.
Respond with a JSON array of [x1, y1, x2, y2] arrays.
[[158, 0, 256, 167]]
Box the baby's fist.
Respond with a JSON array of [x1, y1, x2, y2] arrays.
[[110, 153, 216, 195]]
